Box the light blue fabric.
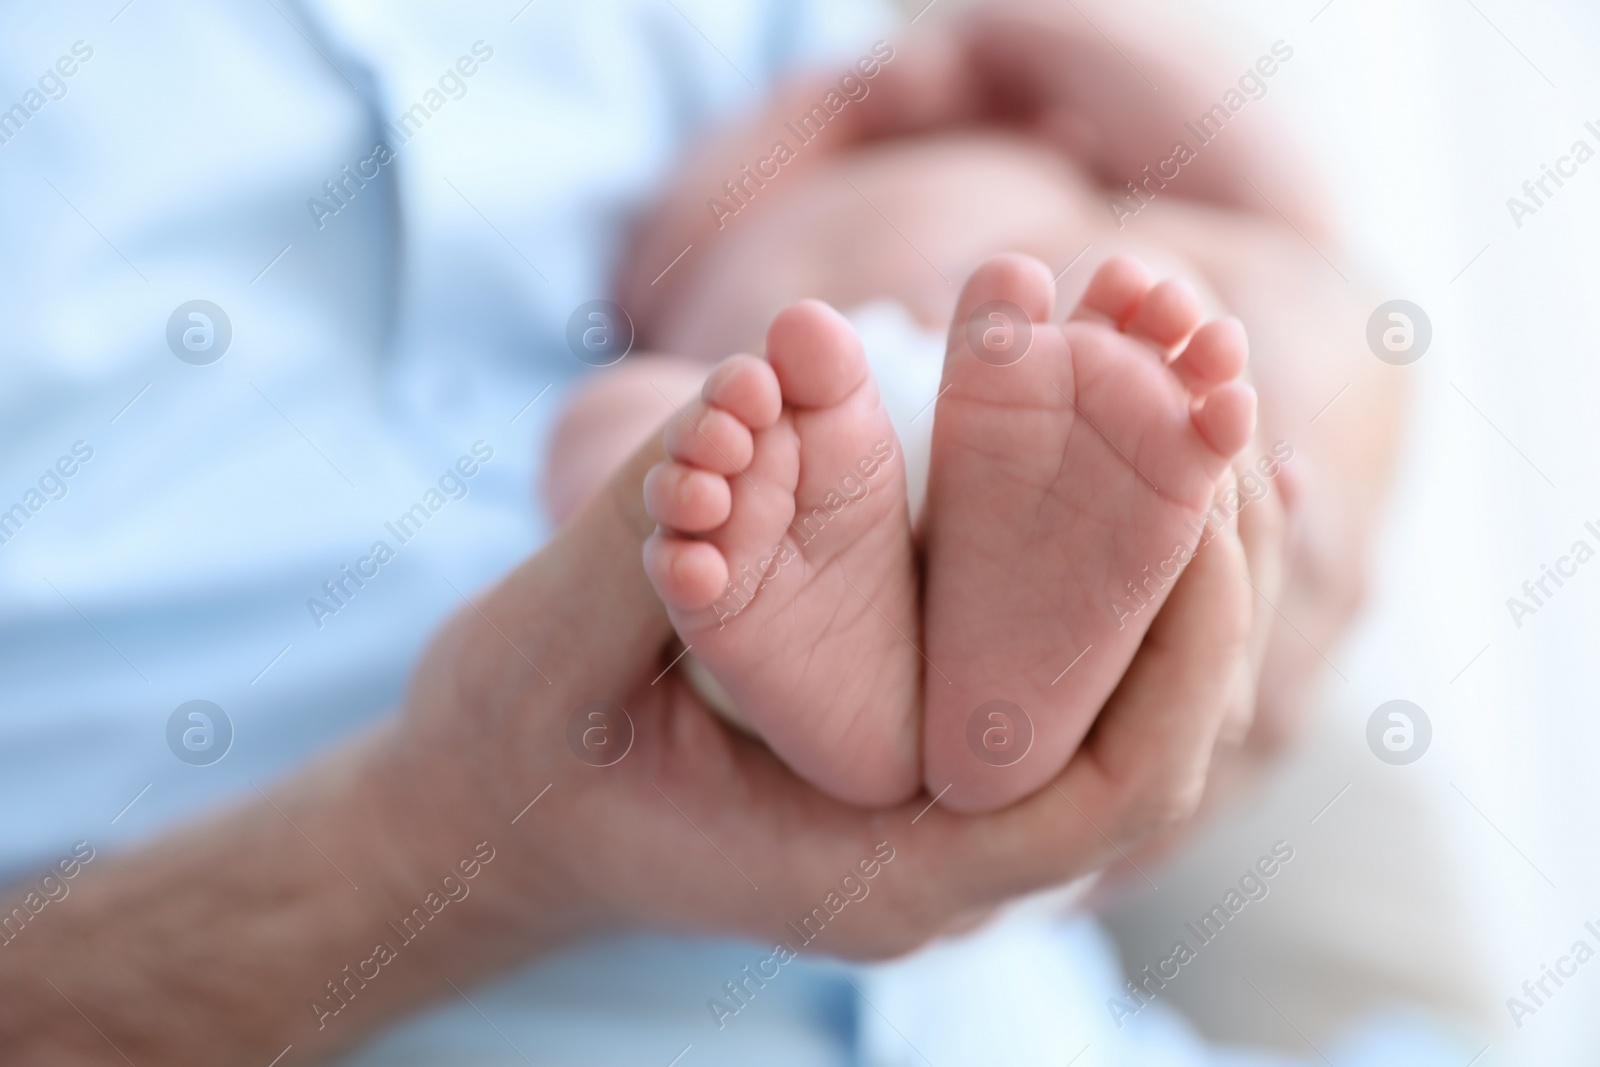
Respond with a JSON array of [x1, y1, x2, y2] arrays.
[[0, 2, 1469, 1063], [0, 2, 888, 1062], [0, 0, 889, 874]]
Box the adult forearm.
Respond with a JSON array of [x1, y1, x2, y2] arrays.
[[0, 727, 504, 1064], [0, 441, 677, 1065]]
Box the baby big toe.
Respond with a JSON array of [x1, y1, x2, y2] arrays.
[[765, 300, 871, 410]]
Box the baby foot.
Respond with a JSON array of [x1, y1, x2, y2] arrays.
[[642, 301, 921, 806], [922, 254, 1256, 812]]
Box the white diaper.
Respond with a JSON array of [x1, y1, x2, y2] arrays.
[[847, 299, 946, 521]]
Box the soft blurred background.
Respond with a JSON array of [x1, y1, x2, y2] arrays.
[[1087, 0, 1600, 1062]]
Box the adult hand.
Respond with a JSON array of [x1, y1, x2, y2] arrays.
[[1086, 451, 1295, 890], [0, 429, 1261, 1066], [399, 432, 1259, 964]]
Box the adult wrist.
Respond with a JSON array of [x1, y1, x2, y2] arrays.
[[369, 434, 678, 955]]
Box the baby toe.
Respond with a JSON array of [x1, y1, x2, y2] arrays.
[[766, 300, 870, 409], [955, 254, 1055, 326], [663, 402, 755, 474], [1126, 277, 1204, 352], [1070, 255, 1153, 327], [703, 354, 782, 430], [643, 460, 732, 533], [1192, 381, 1258, 459], [1171, 317, 1249, 391], [643, 531, 729, 610]]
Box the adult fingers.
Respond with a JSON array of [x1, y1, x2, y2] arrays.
[[1216, 456, 1290, 746], [1053, 503, 1253, 851], [910, 504, 1254, 904]]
